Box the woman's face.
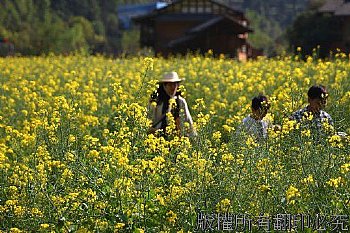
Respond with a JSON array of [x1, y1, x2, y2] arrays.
[[163, 82, 179, 97]]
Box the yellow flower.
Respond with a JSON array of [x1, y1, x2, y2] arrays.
[[118, 156, 129, 167], [151, 101, 157, 108], [328, 134, 343, 148], [114, 223, 125, 232], [301, 129, 311, 137], [143, 57, 154, 70], [95, 219, 108, 231], [245, 136, 258, 148], [31, 207, 43, 217], [216, 198, 231, 212], [340, 163, 350, 174], [13, 205, 25, 217], [68, 134, 76, 143], [87, 150, 100, 160], [222, 124, 234, 132], [221, 153, 234, 164], [166, 210, 177, 224], [10, 228, 22, 233], [302, 174, 314, 184], [156, 194, 166, 206], [286, 185, 301, 204], [327, 177, 343, 188], [303, 111, 314, 121], [259, 184, 272, 193], [39, 224, 50, 229], [212, 131, 221, 143]]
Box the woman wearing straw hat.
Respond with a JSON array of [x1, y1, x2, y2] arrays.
[[148, 71, 196, 137]]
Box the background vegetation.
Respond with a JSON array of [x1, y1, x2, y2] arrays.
[[0, 0, 123, 55], [0, 0, 331, 56]]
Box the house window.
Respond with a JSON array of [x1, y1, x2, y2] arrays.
[[173, 4, 181, 11], [197, 6, 210, 13], [213, 5, 219, 11], [181, 6, 189, 13], [204, 6, 211, 13]]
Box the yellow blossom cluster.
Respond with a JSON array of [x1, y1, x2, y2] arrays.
[[0, 53, 349, 231]]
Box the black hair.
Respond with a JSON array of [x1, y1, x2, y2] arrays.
[[150, 83, 182, 131], [308, 85, 327, 100], [252, 95, 270, 111], [150, 83, 181, 105]]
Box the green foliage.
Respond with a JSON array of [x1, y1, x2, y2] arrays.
[[0, 0, 329, 56], [207, 0, 310, 56], [227, 0, 309, 28], [287, 12, 342, 57], [245, 10, 283, 56], [0, 0, 123, 55], [121, 29, 140, 54]]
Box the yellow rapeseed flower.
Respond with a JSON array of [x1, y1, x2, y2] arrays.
[[166, 210, 178, 224], [327, 177, 343, 189], [216, 198, 231, 212], [286, 185, 301, 204]]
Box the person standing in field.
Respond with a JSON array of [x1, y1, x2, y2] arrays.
[[290, 85, 333, 131], [148, 71, 196, 137], [238, 95, 272, 140]]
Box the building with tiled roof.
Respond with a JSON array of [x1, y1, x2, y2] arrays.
[[318, 0, 350, 53], [133, 0, 261, 60]]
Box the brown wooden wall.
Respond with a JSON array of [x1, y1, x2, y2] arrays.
[[163, 0, 247, 23], [155, 20, 201, 46], [342, 17, 350, 42], [330, 16, 350, 52], [341, 16, 350, 52], [137, 0, 253, 58]]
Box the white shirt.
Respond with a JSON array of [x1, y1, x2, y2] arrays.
[[239, 115, 270, 139]]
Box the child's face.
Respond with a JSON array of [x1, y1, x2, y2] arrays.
[[254, 108, 268, 120], [252, 101, 270, 120]]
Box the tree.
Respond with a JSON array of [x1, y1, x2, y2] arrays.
[[245, 10, 283, 56], [287, 12, 342, 57]]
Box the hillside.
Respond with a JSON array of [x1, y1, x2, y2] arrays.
[[0, 0, 318, 56]]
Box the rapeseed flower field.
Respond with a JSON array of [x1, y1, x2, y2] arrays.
[[0, 53, 350, 232]]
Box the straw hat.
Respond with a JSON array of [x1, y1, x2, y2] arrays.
[[159, 71, 182, 83]]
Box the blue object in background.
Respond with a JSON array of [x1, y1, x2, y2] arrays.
[[117, 2, 167, 30]]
